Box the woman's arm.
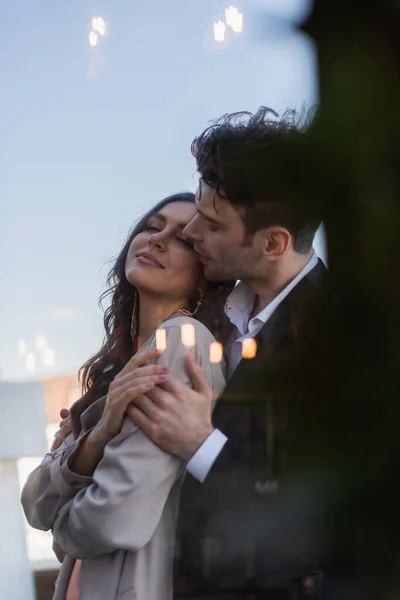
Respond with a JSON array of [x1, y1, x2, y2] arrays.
[[20, 432, 92, 531], [21, 348, 165, 532], [52, 418, 183, 558], [51, 320, 226, 559]]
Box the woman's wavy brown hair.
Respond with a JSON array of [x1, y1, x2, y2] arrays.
[[71, 192, 234, 435]]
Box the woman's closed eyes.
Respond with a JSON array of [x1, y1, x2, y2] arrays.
[[144, 225, 194, 249]]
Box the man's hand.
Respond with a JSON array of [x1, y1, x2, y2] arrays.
[[51, 408, 72, 452], [126, 354, 214, 462]]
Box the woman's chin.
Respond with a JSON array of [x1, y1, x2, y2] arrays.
[[126, 266, 152, 288]]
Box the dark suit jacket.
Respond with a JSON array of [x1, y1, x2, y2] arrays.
[[174, 259, 328, 597]]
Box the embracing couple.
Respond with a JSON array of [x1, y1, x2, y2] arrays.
[[22, 107, 326, 600]]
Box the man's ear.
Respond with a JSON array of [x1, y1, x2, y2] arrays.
[[260, 227, 291, 260]]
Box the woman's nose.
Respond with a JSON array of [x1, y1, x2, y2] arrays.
[[148, 231, 167, 251]]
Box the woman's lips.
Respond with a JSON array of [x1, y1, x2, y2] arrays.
[[136, 253, 164, 268]]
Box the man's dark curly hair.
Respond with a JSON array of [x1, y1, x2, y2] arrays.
[[191, 106, 321, 253]]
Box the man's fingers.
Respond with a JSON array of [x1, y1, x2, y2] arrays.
[[138, 383, 172, 407], [126, 405, 154, 440], [127, 393, 158, 420], [185, 354, 212, 396], [115, 364, 169, 388]]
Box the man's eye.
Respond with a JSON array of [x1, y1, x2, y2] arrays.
[[144, 225, 160, 232]]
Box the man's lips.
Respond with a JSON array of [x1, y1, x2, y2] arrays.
[[136, 252, 164, 268], [198, 255, 211, 264], [195, 248, 211, 263]]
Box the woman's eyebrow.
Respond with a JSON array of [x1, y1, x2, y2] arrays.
[[150, 213, 167, 223], [151, 213, 190, 231]]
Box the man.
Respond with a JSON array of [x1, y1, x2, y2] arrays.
[[55, 107, 326, 598]]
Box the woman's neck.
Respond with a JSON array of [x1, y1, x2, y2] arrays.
[[137, 293, 187, 347]]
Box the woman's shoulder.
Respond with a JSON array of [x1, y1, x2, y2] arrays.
[[161, 316, 217, 343], [139, 316, 218, 355], [139, 316, 226, 393]]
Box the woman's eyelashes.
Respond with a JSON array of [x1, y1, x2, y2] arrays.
[[144, 225, 194, 249]]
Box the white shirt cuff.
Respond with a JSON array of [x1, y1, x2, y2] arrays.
[[186, 429, 228, 483]]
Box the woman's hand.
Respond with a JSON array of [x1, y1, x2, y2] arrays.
[[90, 348, 170, 446], [70, 348, 170, 477], [51, 408, 72, 452]]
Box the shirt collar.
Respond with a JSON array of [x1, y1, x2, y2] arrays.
[[225, 251, 319, 335]]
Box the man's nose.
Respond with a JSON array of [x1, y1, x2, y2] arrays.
[[184, 216, 202, 241]]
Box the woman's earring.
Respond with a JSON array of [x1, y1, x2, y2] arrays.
[[178, 289, 204, 317]]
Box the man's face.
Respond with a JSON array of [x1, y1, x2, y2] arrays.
[[183, 182, 264, 282]]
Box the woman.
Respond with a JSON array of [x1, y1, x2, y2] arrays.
[[21, 192, 231, 600]]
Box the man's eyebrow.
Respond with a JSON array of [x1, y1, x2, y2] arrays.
[[196, 208, 221, 226]]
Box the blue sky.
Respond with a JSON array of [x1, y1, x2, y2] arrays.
[[1, 0, 322, 380]]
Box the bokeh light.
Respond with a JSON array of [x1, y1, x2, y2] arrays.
[[18, 340, 27, 357], [242, 338, 257, 359], [213, 21, 226, 43], [225, 6, 243, 33], [92, 17, 107, 37], [181, 323, 195, 348], [209, 341, 223, 363], [35, 336, 46, 351], [42, 347, 55, 367], [25, 353, 36, 373], [156, 328, 167, 352], [89, 31, 98, 47]]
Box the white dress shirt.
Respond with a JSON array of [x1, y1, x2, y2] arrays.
[[186, 252, 319, 482]]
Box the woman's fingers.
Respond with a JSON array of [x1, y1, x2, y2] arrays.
[[118, 348, 163, 377], [116, 374, 166, 405], [60, 408, 70, 420], [112, 365, 169, 391]]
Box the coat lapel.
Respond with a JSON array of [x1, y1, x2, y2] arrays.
[[220, 259, 327, 403]]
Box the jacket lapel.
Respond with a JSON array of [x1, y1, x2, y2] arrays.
[[220, 259, 327, 403]]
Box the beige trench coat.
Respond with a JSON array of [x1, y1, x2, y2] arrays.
[[21, 317, 226, 600]]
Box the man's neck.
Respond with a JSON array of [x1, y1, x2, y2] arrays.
[[246, 251, 313, 318], [137, 293, 187, 347]]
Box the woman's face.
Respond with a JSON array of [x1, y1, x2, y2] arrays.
[[125, 201, 203, 302]]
